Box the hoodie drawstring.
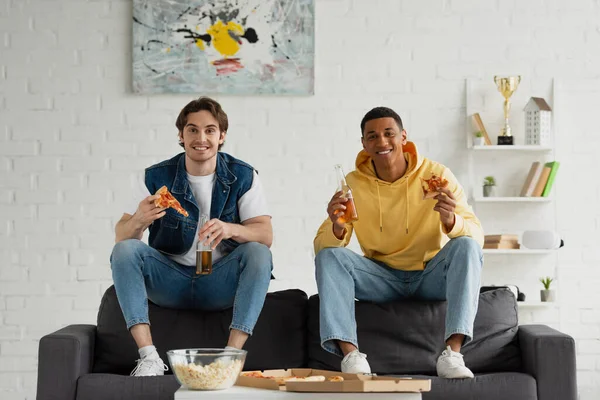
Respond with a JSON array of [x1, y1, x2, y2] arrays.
[[375, 179, 409, 234], [405, 179, 409, 234], [375, 180, 383, 232]]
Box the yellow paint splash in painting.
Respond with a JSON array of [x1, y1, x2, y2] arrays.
[[195, 40, 205, 50], [206, 20, 244, 57]]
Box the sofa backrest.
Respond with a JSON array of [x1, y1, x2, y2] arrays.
[[307, 288, 521, 375], [93, 286, 309, 375], [94, 286, 520, 376]]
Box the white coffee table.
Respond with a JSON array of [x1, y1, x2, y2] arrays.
[[175, 386, 422, 399]]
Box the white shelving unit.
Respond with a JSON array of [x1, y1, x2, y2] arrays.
[[483, 249, 556, 255], [471, 145, 553, 152], [474, 197, 551, 203], [466, 78, 560, 310], [517, 301, 555, 308]]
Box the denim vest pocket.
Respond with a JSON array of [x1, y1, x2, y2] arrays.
[[162, 213, 180, 229], [151, 213, 189, 255]]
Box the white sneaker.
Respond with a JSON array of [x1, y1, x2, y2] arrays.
[[130, 353, 169, 377], [436, 346, 474, 379], [341, 350, 371, 374]]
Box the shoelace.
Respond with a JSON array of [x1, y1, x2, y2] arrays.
[[130, 357, 169, 376], [344, 351, 368, 363], [441, 347, 465, 364]]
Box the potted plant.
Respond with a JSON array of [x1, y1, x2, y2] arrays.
[[483, 176, 496, 197], [473, 131, 485, 146], [540, 276, 555, 302]]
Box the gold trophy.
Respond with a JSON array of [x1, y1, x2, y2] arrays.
[[494, 75, 521, 145]]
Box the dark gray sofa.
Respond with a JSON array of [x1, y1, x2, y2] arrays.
[[37, 286, 577, 400]]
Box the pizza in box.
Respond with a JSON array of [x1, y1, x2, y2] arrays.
[[240, 371, 344, 385]]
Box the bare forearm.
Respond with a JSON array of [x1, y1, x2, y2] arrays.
[[115, 216, 144, 242], [230, 222, 273, 248]]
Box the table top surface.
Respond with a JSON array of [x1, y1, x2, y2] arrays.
[[174, 385, 423, 399]]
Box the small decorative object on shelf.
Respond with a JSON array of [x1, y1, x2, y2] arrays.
[[524, 97, 552, 146], [471, 113, 492, 145], [522, 230, 564, 250], [473, 131, 485, 146], [494, 75, 521, 145], [483, 176, 496, 197], [539, 276, 555, 302]]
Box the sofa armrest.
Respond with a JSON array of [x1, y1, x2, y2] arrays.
[[36, 324, 96, 400], [518, 324, 577, 400]]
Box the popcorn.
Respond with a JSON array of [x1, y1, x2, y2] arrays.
[[173, 358, 243, 390]]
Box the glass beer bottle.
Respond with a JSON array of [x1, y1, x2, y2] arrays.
[[196, 214, 212, 275], [334, 164, 358, 224]]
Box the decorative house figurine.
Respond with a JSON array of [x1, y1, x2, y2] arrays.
[[524, 97, 552, 146]]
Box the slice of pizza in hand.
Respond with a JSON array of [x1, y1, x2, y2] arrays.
[[154, 186, 189, 217], [421, 173, 449, 200]]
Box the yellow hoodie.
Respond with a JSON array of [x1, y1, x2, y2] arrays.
[[314, 141, 484, 271]]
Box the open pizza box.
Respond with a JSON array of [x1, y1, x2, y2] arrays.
[[236, 368, 431, 393]]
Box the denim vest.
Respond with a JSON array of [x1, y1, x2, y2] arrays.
[[144, 152, 254, 256]]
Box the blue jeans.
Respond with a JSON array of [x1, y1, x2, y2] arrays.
[[110, 239, 273, 335], [315, 237, 483, 357]]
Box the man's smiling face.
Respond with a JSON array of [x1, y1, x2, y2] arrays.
[[179, 110, 226, 163], [361, 117, 407, 169]]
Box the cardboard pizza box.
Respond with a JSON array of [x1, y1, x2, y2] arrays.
[[236, 368, 431, 393]]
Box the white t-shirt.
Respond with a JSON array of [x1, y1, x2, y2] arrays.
[[126, 170, 270, 266]]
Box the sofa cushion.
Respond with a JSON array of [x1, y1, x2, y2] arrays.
[[76, 374, 179, 400], [76, 372, 536, 400], [93, 286, 308, 375], [421, 372, 537, 400], [75, 372, 536, 400], [307, 288, 521, 375]]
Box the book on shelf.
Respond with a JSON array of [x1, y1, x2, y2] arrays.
[[484, 234, 520, 249], [485, 234, 519, 242], [531, 163, 552, 197], [484, 242, 521, 250], [523, 160, 560, 197], [471, 113, 492, 145], [541, 161, 560, 197], [520, 161, 543, 197]]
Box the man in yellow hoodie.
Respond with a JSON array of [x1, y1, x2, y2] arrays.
[[314, 107, 484, 379]]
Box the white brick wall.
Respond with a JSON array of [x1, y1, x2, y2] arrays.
[[1, 0, 599, 398]]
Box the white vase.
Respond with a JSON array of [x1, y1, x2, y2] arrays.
[[483, 185, 495, 197], [540, 290, 555, 302], [473, 136, 485, 146]]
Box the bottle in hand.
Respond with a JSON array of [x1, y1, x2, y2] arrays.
[[196, 214, 212, 275], [334, 164, 358, 224]]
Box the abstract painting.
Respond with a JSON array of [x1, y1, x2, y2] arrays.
[[132, 0, 314, 95]]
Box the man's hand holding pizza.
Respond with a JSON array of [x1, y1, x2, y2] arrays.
[[433, 187, 456, 232], [132, 195, 167, 231]]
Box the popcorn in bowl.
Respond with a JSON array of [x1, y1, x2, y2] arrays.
[[167, 348, 246, 390]]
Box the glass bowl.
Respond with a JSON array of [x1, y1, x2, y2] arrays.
[[167, 348, 247, 391]]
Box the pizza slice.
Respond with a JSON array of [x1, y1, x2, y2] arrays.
[[327, 375, 344, 382], [154, 186, 189, 217], [421, 173, 449, 200], [240, 372, 327, 385], [241, 371, 276, 379]]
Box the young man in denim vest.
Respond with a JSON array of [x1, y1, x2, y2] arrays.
[[314, 107, 484, 378], [111, 97, 273, 376]]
